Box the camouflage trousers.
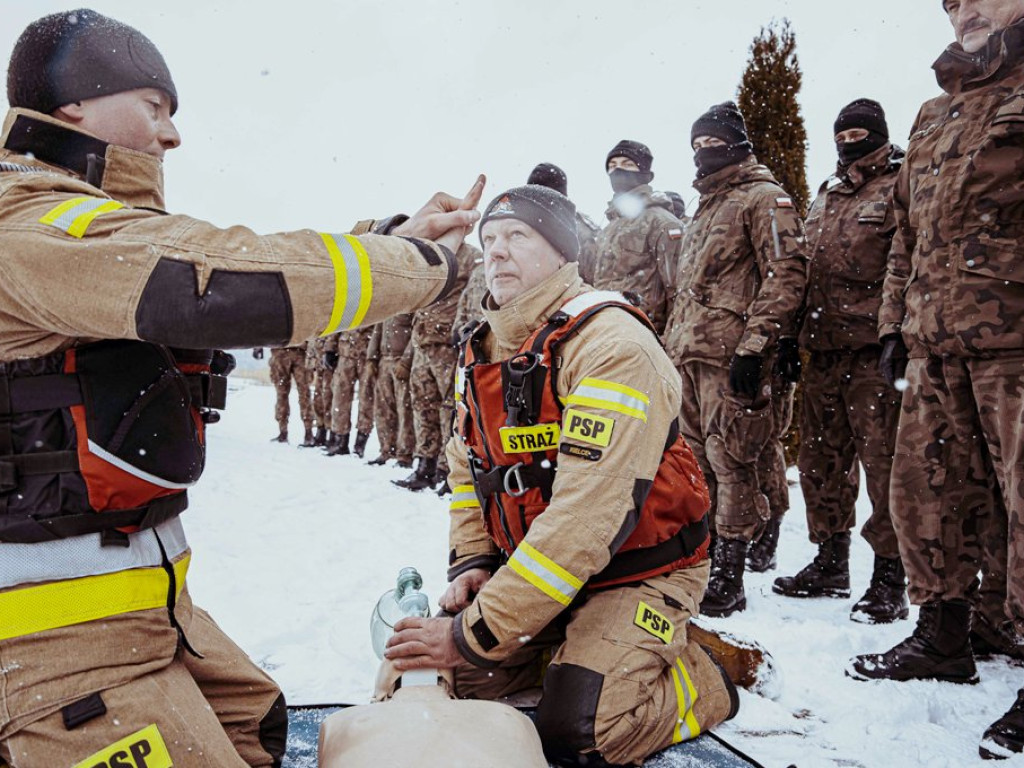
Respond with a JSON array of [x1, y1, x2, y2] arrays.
[[269, 347, 313, 432], [374, 358, 414, 462], [453, 564, 733, 766], [410, 343, 457, 471], [678, 360, 779, 541], [760, 372, 794, 522], [797, 348, 901, 558], [892, 354, 1024, 633], [330, 357, 376, 436], [312, 368, 334, 430]]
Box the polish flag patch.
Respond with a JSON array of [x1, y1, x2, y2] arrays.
[[668, 228, 683, 240], [776, 197, 794, 208]]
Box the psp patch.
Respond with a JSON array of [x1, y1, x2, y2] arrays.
[[559, 443, 603, 462], [73, 724, 173, 768], [634, 601, 674, 644], [500, 423, 560, 454], [563, 409, 613, 447]]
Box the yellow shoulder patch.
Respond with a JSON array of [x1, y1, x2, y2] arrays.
[[563, 408, 614, 447], [73, 724, 173, 768], [634, 601, 674, 644], [39, 196, 124, 238]]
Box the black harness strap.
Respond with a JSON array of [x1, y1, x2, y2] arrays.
[[592, 515, 710, 586], [18, 492, 189, 543], [8, 374, 83, 411], [471, 459, 556, 502]]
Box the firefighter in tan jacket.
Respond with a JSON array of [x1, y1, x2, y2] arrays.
[[0, 10, 482, 768], [385, 185, 753, 767]]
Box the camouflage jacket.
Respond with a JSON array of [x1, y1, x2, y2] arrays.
[[879, 20, 1024, 356], [334, 325, 374, 360], [664, 157, 808, 365], [575, 211, 602, 284], [452, 261, 487, 341], [801, 143, 904, 352], [411, 243, 481, 348], [367, 312, 413, 361], [591, 185, 685, 334]]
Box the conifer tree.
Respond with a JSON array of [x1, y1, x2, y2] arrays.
[[737, 20, 809, 216], [737, 20, 809, 465]]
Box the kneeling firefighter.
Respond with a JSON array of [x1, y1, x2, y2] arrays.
[[384, 185, 763, 767], [0, 9, 481, 768]]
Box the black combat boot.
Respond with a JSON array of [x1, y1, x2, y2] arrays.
[[971, 609, 1024, 662], [847, 599, 978, 684], [392, 457, 437, 491], [396, 456, 413, 469], [981, 688, 1024, 760], [353, 430, 371, 459], [746, 517, 781, 573], [367, 452, 391, 466], [325, 432, 351, 456], [700, 537, 748, 618], [313, 426, 327, 447], [434, 467, 450, 497], [772, 532, 851, 598], [298, 427, 316, 447], [270, 430, 288, 443], [850, 555, 910, 624]]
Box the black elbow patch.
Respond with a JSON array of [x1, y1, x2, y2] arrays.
[[136, 258, 293, 348], [608, 478, 651, 555]]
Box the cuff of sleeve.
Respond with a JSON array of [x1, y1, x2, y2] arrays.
[[453, 609, 501, 668], [878, 321, 903, 338], [737, 332, 768, 356], [372, 214, 410, 236]]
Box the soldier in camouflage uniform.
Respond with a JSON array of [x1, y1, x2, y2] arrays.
[[452, 260, 486, 343], [771, 100, 909, 625], [591, 140, 685, 334], [325, 326, 375, 456], [664, 102, 807, 618], [849, 3, 1024, 758], [395, 243, 480, 491], [309, 335, 334, 446], [269, 344, 314, 445], [526, 162, 601, 284], [367, 313, 415, 466]]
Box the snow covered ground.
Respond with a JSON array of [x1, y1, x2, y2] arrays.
[[186, 378, 1024, 767]]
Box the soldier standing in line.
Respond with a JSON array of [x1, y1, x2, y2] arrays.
[[367, 314, 415, 467], [268, 344, 315, 446], [325, 326, 375, 457], [849, 2, 1024, 758], [309, 335, 335, 447], [664, 102, 807, 618], [591, 140, 684, 335], [452, 259, 486, 342], [394, 243, 479, 492], [526, 163, 601, 284], [771, 99, 908, 624]]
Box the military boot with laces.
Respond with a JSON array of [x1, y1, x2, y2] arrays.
[[392, 457, 437, 491], [746, 517, 781, 573], [700, 537, 748, 618], [847, 599, 978, 684], [353, 430, 371, 459], [850, 555, 909, 624], [325, 432, 351, 456], [772, 532, 851, 598], [981, 688, 1024, 760]]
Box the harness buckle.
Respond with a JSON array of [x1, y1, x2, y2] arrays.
[[503, 462, 528, 498]]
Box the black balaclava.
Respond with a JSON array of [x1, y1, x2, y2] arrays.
[[606, 139, 654, 195], [834, 98, 889, 167], [690, 101, 753, 179]]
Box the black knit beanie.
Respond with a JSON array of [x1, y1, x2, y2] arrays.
[[606, 139, 654, 172], [479, 185, 580, 262], [833, 98, 888, 139], [527, 162, 568, 197], [690, 101, 749, 147], [8, 9, 178, 116]]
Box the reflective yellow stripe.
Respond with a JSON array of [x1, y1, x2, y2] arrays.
[[508, 542, 582, 607], [0, 555, 190, 641], [564, 377, 650, 422], [319, 233, 374, 335], [670, 658, 701, 743], [39, 196, 125, 238], [450, 485, 479, 510]]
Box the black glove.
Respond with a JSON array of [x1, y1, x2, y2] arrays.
[[729, 354, 764, 399], [322, 351, 340, 371], [879, 333, 908, 388], [774, 337, 801, 384], [252, 347, 264, 360]]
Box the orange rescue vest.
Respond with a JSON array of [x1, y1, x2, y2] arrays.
[[455, 292, 710, 589]]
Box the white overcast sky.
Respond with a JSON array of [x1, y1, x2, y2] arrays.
[[2, 1, 953, 232]]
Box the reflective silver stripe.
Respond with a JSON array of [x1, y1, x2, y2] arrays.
[[559, 291, 628, 318], [450, 489, 478, 508], [570, 383, 649, 416], [508, 546, 581, 605], [0, 517, 188, 589], [332, 234, 368, 330], [51, 197, 109, 232], [87, 440, 195, 490]]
